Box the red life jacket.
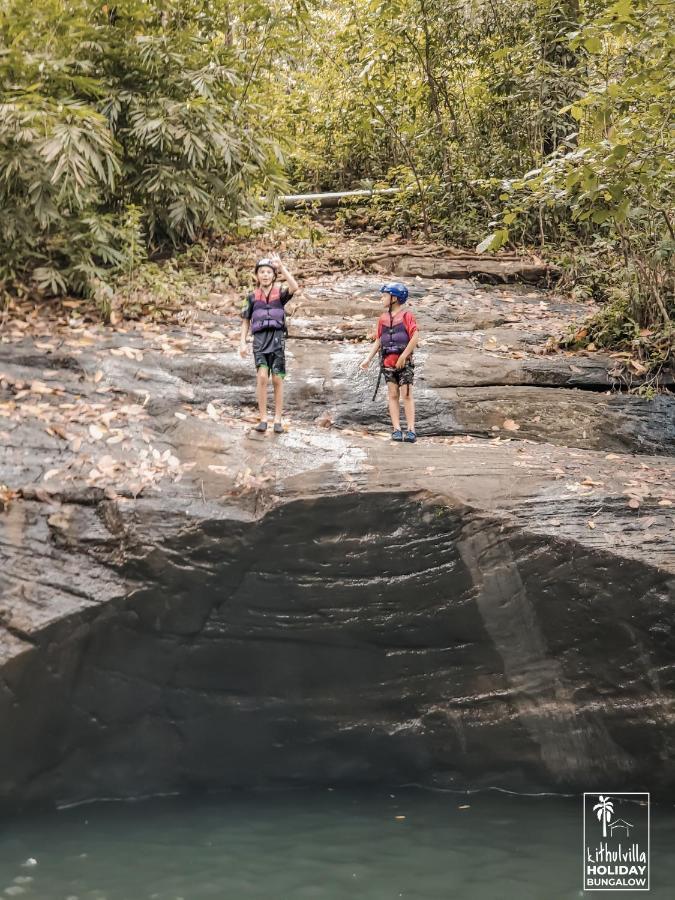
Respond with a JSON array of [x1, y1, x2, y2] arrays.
[[250, 286, 285, 334]]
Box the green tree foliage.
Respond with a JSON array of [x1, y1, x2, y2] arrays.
[[271, 0, 672, 337], [1, 0, 672, 343], [277, 0, 590, 235], [0, 0, 288, 297], [496, 0, 673, 333]]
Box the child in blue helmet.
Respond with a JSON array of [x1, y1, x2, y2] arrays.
[[361, 282, 419, 442], [239, 254, 298, 433]]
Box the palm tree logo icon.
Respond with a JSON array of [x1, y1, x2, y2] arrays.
[[593, 796, 614, 838]]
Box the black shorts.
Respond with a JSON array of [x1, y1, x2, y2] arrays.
[[383, 360, 414, 387], [254, 347, 286, 376], [252, 330, 286, 376]]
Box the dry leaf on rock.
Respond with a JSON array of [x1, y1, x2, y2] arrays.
[[96, 455, 118, 476], [628, 359, 647, 375]]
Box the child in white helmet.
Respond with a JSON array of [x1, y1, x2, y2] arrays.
[[361, 282, 419, 442], [239, 254, 298, 433]]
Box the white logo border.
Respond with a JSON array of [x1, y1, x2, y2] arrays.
[[583, 792, 650, 892]]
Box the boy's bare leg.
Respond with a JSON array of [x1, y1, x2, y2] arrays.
[[402, 385, 415, 432], [272, 374, 284, 422], [256, 367, 269, 421], [387, 382, 401, 431]]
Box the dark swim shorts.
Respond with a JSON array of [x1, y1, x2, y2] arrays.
[[383, 359, 414, 387], [254, 347, 286, 376], [252, 330, 286, 376]]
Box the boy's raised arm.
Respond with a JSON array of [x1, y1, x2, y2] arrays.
[[271, 253, 298, 294]]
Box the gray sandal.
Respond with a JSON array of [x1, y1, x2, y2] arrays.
[[254, 421, 268, 432], [273, 422, 284, 434]]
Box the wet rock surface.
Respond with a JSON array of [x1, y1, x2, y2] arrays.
[[1, 244, 674, 812]]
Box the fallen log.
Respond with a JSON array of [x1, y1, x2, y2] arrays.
[[279, 188, 400, 209]]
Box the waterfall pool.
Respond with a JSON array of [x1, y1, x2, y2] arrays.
[[0, 788, 672, 899]]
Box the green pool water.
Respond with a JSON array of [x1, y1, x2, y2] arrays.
[[0, 788, 672, 899]]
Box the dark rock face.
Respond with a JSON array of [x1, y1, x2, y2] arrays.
[[0, 491, 673, 812], [1, 249, 674, 813], [139, 501, 674, 797]]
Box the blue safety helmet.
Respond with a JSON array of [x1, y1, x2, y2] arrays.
[[380, 282, 409, 303]]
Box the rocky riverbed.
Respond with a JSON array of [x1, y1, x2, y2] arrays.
[[1, 239, 673, 813]]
